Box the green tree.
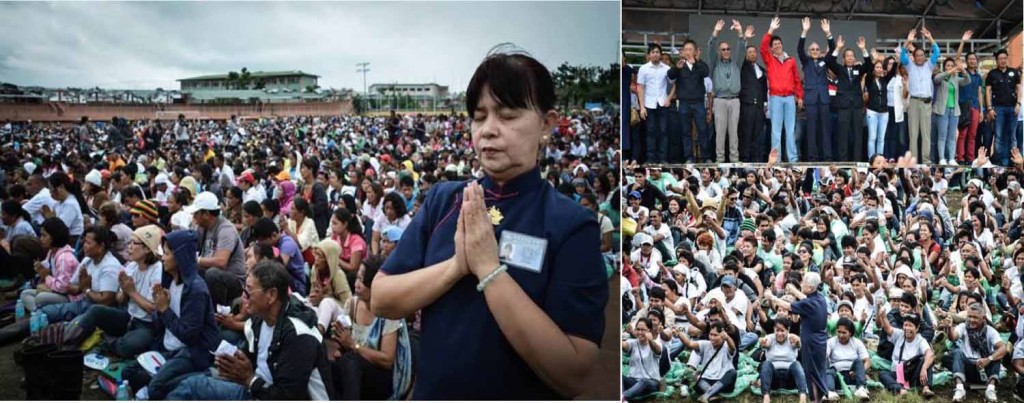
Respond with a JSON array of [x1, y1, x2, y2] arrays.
[[227, 71, 240, 89]]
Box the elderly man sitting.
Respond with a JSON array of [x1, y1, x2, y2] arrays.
[[942, 303, 1006, 402]]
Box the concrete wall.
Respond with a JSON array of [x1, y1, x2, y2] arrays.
[[0, 101, 353, 122]]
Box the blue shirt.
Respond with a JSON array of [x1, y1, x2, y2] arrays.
[[959, 70, 984, 109], [278, 234, 308, 296], [900, 43, 941, 98], [381, 166, 608, 399]]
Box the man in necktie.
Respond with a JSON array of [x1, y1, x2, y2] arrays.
[[798, 17, 835, 162], [826, 35, 873, 161]]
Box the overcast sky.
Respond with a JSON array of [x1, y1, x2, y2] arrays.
[[0, 1, 618, 93]]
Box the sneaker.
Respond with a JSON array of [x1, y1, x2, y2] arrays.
[[854, 386, 870, 400], [986, 385, 997, 402], [680, 385, 689, 398], [953, 385, 966, 402], [826, 391, 840, 401], [940, 159, 948, 166]]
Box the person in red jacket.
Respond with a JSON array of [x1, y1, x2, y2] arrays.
[[760, 17, 804, 163]]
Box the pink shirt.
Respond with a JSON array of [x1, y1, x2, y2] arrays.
[[44, 246, 79, 300], [333, 233, 366, 264]]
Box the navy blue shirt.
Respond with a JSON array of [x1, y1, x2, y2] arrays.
[[381, 166, 608, 399]]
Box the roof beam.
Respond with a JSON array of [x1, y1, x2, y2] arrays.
[[979, 0, 1019, 37], [913, 0, 938, 31]]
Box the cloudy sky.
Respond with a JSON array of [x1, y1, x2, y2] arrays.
[[0, 1, 618, 93]]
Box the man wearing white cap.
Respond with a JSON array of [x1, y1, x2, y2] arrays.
[[191, 192, 246, 307]]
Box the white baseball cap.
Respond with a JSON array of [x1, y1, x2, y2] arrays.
[[188, 191, 220, 214]]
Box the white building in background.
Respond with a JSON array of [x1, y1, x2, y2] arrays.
[[368, 83, 449, 98]]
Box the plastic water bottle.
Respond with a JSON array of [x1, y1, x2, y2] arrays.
[[115, 380, 132, 401], [29, 311, 38, 336], [15, 300, 24, 321], [22, 281, 30, 291], [38, 313, 48, 332]]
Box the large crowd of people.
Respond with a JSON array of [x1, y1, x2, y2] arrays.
[[622, 18, 1023, 165], [0, 52, 620, 400], [621, 153, 1024, 402]]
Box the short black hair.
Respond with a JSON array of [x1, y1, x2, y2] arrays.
[[836, 317, 856, 334], [261, 199, 280, 216], [466, 46, 556, 117], [996, 49, 1009, 58], [647, 43, 663, 54], [770, 35, 783, 46], [243, 200, 263, 218], [84, 225, 115, 252], [251, 217, 280, 240], [302, 157, 320, 176], [251, 260, 290, 304], [649, 286, 666, 300], [383, 192, 408, 218]]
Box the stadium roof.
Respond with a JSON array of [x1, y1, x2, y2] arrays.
[[624, 0, 1021, 45], [177, 70, 320, 81]]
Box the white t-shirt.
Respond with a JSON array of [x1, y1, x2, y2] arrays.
[[630, 249, 663, 278], [826, 336, 869, 371], [625, 205, 649, 222], [953, 323, 1001, 360], [243, 185, 268, 204], [693, 340, 735, 380], [125, 261, 163, 322], [644, 223, 674, 258], [764, 335, 799, 370], [888, 328, 931, 366], [723, 293, 749, 330], [625, 339, 662, 380], [372, 212, 411, 233], [163, 281, 186, 351], [71, 252, 121, 293], [256, 322, 275, 385]]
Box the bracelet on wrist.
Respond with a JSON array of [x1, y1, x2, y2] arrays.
[[477, 264, 508, 292]]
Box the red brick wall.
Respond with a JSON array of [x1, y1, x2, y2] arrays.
[[0, 101, 353, 122]]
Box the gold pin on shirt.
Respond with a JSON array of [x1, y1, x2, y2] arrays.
[[488, 206, 503, 226]]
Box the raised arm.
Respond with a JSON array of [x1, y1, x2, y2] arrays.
[[708, 19, 726, 70], [922, 28, 939, 65], [956, 30, 973, 61], [798, 17, 811, 64]]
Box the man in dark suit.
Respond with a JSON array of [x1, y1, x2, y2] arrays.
[[826, 35, 873, 161], [737, 38, 770, 162], [739, 24, 769, 162], [798, 18, 836, 162]]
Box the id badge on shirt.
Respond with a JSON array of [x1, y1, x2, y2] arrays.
[[498, 230, 548, 273]]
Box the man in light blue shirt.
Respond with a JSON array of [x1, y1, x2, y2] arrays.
[[900, 28, 941, 164]]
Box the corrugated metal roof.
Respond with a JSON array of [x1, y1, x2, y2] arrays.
[[177, 70, 320, 81]]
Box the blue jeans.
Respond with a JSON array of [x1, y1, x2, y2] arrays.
[[645, 107, 668, 163], [951, 348, 1000, 384], [769, 95, 798, 162], [40, 298, 93, 323], [935, 109, 958, 161], [739, 330, 759, 350], [74, 305, 156, 357], [995, 106, 1020, 166], [696, 368, 737, 400], [122, 348, 200, 401], [866, 110, 889, 158], [622, 376, 659, 400], [825, 358, 868, 391], [168, 374, 250, 400], [680, 101, 710, 162], [761, 360, 808, 394]]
